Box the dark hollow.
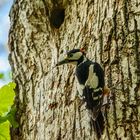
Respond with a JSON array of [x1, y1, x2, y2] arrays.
[[50, 8, 65, 29]]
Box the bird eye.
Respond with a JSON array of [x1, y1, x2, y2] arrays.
[[68, 54, 73, 57]]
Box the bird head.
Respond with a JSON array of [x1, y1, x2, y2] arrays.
[[56, 48, 86, 66]]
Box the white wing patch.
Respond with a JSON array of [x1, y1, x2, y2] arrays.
[[85, 65, 99, 89]]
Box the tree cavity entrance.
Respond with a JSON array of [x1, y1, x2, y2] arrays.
[[50, 8, 65, 29]]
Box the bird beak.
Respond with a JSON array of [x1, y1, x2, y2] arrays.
[[56, 57, 69, 66]]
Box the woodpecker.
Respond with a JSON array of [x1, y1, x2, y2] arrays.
[[56, 48, 105, 139]]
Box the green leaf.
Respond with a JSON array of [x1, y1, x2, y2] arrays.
[[0, 82, 16, 115], [0, 82, 16, 139], [0, 121, 10, 140], [7, 107, 19, 128], [0, 116, 7, 124], [0, 107, 19, 128], [0, 73, 4, 79]]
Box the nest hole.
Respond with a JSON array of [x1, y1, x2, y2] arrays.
[[50, 8, 65, 29]]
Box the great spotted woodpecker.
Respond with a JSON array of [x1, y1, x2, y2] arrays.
[[56, 48, 105, 139]]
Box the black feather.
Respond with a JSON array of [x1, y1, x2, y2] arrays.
[[67, 49, 80, 54], [92, 111, 105, 139], [76, 59, 105, 139], [76, 60, 104, 87], [83, 86, 102, 109]]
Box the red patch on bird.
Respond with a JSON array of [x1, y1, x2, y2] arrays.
[[80, 48, 86, 54], [103, 86, 110, 96]]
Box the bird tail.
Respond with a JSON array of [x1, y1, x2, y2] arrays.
[[92, 110, 105, 139]]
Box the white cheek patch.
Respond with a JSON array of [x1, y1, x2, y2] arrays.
[[85, 65, 99, 89], [69, 52, 82, 60]]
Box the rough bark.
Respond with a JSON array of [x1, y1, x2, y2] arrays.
[[9, 0, 140, 140]]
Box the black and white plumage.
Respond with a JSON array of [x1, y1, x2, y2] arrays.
[[56, 48, 105, 139]]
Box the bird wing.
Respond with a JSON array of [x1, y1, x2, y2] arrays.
[[84, 63, 104, 119], [83, 86, 103, 120]]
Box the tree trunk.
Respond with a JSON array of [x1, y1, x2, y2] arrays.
[[9, 0, 140, 140]]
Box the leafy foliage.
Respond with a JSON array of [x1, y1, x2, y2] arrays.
[[0, 121, 10, 140], [0, 82, 15, 114], [0, 82, 18, 140], [0, 73, 4, 79]]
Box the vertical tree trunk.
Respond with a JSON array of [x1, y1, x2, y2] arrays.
[[9, 0, 140, 139]]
